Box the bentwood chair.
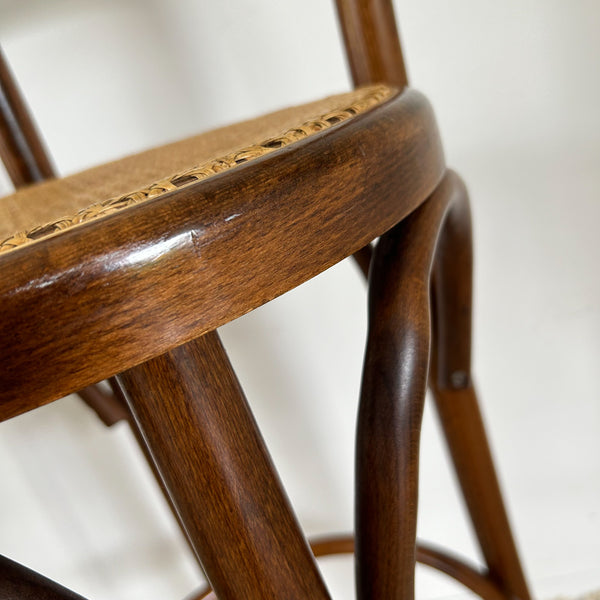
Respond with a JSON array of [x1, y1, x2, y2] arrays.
[[0, 2, 532, 599]]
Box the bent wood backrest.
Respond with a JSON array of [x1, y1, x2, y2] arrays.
[[0, 0, 407, 189], [0, 49, 55, 186], [335, 0, 409, 87]]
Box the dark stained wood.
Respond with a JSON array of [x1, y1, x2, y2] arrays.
[[431, 386, 531, 600], [191, 534, 507, 600], [0, 45, 125, 427], [0, 49, 204, 577], [0, 47, 55, 187], [0, 88, 444, 420], [106, 378, 207, 578], [415, 542, 507, 600], [309, 536, 509, 600], [428, 172, 531, 600], [336, 0, 409, 276], [0, 5, 533, 598], [77, 383, 128, 426], [335, 0, 408, 87], [355, 172, 451, 599], [429, 172, 472, 390], [310, 535, 507, 600], [117, 330, 331, 600], [350, 171, 530, 600], [0, 554, 88, 600]]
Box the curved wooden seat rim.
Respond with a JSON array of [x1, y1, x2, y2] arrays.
[[0, 88, 444, 419]]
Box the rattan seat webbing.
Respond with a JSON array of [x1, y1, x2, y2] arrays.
[[0, 85, 393, 253]]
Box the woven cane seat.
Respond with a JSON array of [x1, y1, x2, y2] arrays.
[[0, 85, 393, 254]]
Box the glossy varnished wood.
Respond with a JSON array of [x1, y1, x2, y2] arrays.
[[351, 171, 530, 600], [355, 174, 457, 599], [300, 536, 507, 600], [0, 44, 124, 425], [77, 383, 127, 426], [0, 48, 204, 582], [117, 331, 331, 600], [0, 88, 444, 419], [0, 555, 88, 600], [335, 0, 408, 87], [192, 534, 507, 600], [0, 3, 533, 598], [0, 47, 55, 186], [427, 174, 531, 600], [431, 385, 531, 600]]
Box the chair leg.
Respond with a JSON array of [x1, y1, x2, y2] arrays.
[[77, 381, 128, 426], [116, 331, 331, 600], [0, 554, 89, 600], [430, 172, 531, 600], [431, 385, 531, 600], [356, 171, 530, 600], [355, 194, 436, 599]]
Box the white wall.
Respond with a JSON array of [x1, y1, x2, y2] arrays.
[[1, 2, 598, 599]]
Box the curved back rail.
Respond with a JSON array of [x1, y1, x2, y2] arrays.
[[0, 47, 55, 186], [0, 88, 444, 419], [335, 0, 408, 87]]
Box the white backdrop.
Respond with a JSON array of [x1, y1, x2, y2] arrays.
[[1, 1, 599, 599]]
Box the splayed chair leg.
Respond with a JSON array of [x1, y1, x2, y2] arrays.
[[430, 173, 531, 600], [116, 331, 331, 600], [355, 180, 441, 599], [356, 170, 530, 600]]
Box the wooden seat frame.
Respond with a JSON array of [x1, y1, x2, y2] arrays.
[[0, 2, 532, 599]]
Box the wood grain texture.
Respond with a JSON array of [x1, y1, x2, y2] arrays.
[[355, 172, 448, 599], [428, 172, 531, 600], [0, 6, 530, 598], [350, 171, 530, 600], [117, 331, 331, 600], [107, 378, 207, 577], [309, 536, 507, 600], [192, 534, 507, 600], [0, 85, 393, 253], [0, 45, 126, 428], [0, 47, 55, 187], [0, 88, 444, 420], [0, 555, 88, 600], [336, 0, 409, 298], [431, 386, 531, 600], [0, 48, 204, 573], [335, 0, 408, 87], [76, 383, 127, 426]]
